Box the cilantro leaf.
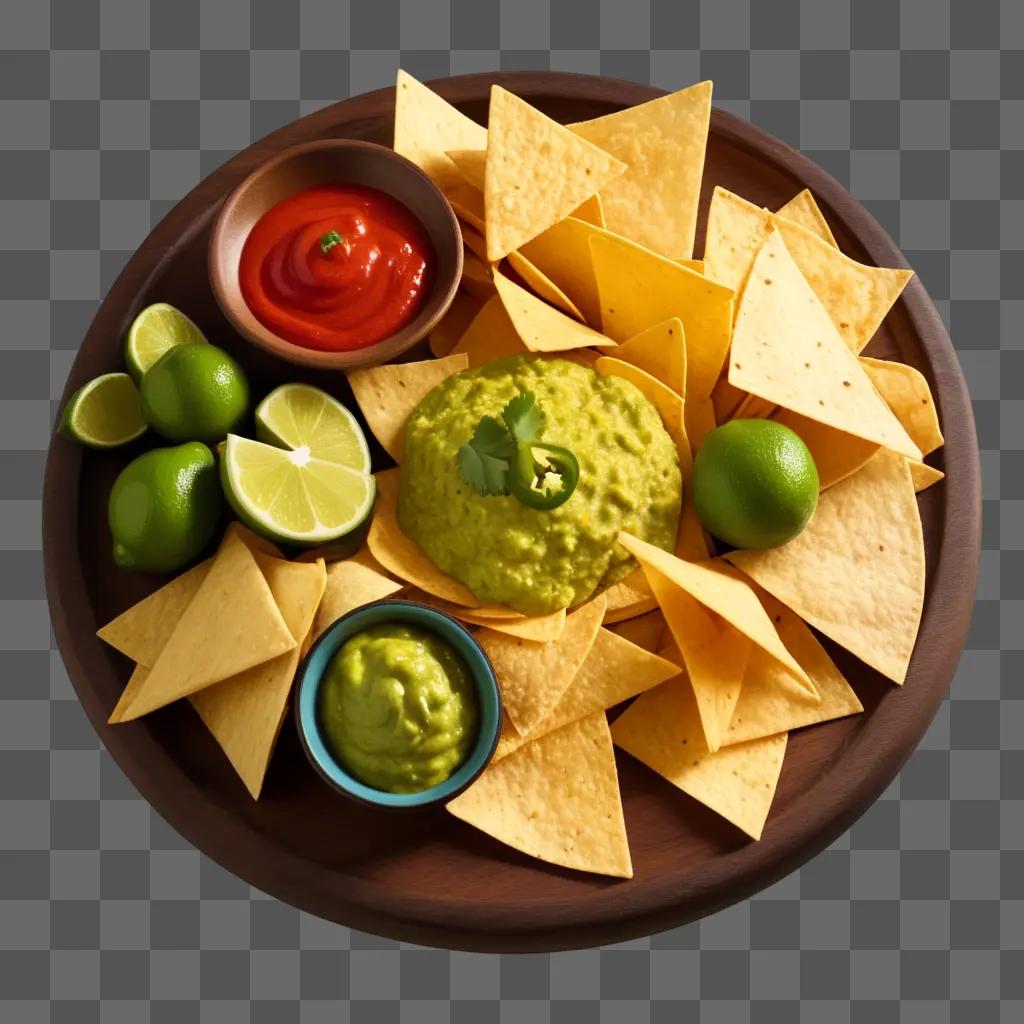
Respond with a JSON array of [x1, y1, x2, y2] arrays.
[[457, 416, 516, 496], [501, 390, 545, 445]]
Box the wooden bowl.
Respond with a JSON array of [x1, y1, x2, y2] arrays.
[[208, 138, 463, 370]]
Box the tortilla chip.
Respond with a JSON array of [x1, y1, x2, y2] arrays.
[[447, 147, 485, 189], [773, 410, 880, 490], [393, 70, 488, 190], [569, 81, 712, 259], [97, 559, 212, 667], [461, 250, 495, 298], [494, 627, 680, 760], [615, 317, 686, 396], [108, 530, 296, 723], [676, 500, 710, 562], [777, 189, 837, 247], [450, 295, 528, 367], [347, 353, 468, 463], [608, 608, 667, 652], [611, 673, 787, 840], [728, 229, 920, 460], [687, 393, 718, 456], [191, 556, 327, 799], [493, 270, 612, 353], [620, 532, 812, 689], [476, 595, 606, 736], [677, 258, 704, 273], [227, 521, 284, 558], [445, 181, 485, 233], [448, 711, 632, 877], [712, 376, 748, 424], [910, 461, 944, 492], [401, 588, 566, 643], [589, 231, 734, 401], [484, 85, 626, 262], [601, 567, 658, 624], [572, 192, 605, 227], [461, 225, 488, 263], [310, 549, 402, 644], [705, 187, 912, 353], [505, 250, 585, 321], [367, 468, 482, 607], [429, 289, 486, 357], [722, 592, 862, 747], [860, 356, 944, 457], [727, 450, 925, 684]]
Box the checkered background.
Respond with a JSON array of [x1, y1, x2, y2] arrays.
[[1, 0, 1017, 1019]]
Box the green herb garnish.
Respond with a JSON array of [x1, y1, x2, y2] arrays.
[[319, 230, 343, 254]]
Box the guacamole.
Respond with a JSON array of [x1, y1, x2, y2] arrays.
[[399, 355, 682, 615], [319, 624, 478, 794]]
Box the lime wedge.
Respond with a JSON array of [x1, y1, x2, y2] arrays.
[[59, 372, 147, 449], [220, 434, 376, 546], [255, 383, 371, 473], [125, 303, 207, 382]]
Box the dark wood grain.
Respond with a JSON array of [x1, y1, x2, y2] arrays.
[[43, 72, 980, 952]]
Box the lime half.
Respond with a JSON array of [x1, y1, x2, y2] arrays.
[[59, 372, 147, 449], [221, 434, 376, 546], [255, 383, 371, 473], [125, 302, 207, 382]]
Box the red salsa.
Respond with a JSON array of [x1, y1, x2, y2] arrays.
[[239, 184, 434, 352]]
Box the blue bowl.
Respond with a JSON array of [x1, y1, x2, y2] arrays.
[[294, 599, 502, 809]]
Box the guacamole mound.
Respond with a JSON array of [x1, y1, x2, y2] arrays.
[[399, 355, 682, 615]]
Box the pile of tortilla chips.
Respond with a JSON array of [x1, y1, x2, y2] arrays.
[[97, 72, 943, 880]]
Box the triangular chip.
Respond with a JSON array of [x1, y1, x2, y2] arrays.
[[393, 70, 488, 190], [310, 548, 402, 644], [461, 225, 488, 262], [460, 250, 495, 299], [860, 356, 944, 457], [910, 460, 944, 492], [445, 180, 485, 233], [484, 85, 626, 261], [401, 588, 566, 643], [686, 393, 717, 456], [493, 270, 612, 352], [773, 410, 880, 490], [569, 81, 712, 259], [447, 711, 632, 878], [705, 187, 912, 352], [190, 556, 327, 798], [728, 229, 921, 460], [675, 500, 710, 562], [494, 627, 680, 760], [476, 595, 606, 736], [367, 468, 481, 607], [347, 353, 468, 462], [727, 450, 925, 684], [505, 250, 585, 321], [777, 189, 837, 247], [601, 567, 658, 625], [450, 294, 528, 367], [615, 317, 686, 397], [108, 530, 296, 722], [608, 608, 667, 653], [722, 592, 863, 747], [572, 193, 605, 227], [619, 532, 812, 689], [589, 231, 734, 401], [446, 147, 485, 189], [97, 559, 212, 667], [611, 673, 787, 840], [429, 289, 486, 357]]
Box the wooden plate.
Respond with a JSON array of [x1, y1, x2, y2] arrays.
[[43, 73, 980, 952]]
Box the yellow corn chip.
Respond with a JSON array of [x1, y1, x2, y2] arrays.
[[589, 231, 735, 401], [347, 353, 468, 463], [367, 468, 482, 607], [910, 461, 944, 492], [615, 317, 686, 396], [687, 393, 718, 456], [777, 189, 837, 247], [393, 70, 488, 190], [505, 250, 585, 321], [773, 410, 880, 490], [728, 229, 921, 460], [608, 608, 667, 652], [569, 81, 712, 259], [462, 224, 488, 262], [447, 711, 632, 878], [450, 295, 528, 367], [601, 567, 659, 624], [727, 450, 925, 684], [460, 250, 495, 298], [400, 588, 566, 643], [476, 595, 606, 736], [712, 375, 748, 424], [429, 289, 486, 357], [191, 556, 327, 799], [484, 85, 626, 262], [860, 356, 944, 457], [446, 147, 485, 189], [108, 530, 296, 723], [445, 181, 485, 233], [612, 673, 787, 840], [572, 192, 605, 227], [494, 627, 680, 760], [676, 258, 704, 273], [493, 270, 612, 352], [676, 500, 710, 562], [310, 549, 403, 644]]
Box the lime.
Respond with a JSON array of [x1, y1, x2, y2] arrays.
[[141, 344, 249, 445], [59, 372, 147, 449], [125, 303, 207, 382], [255, 383, 371, 473], [108, 441, 222, 573], [692, 419, 819, 550], [220, 434, 375, 547]]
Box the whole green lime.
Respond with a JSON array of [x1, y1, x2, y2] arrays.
[[108, 442, 222, 573], [692, 419, 819, 550], [140, 344, 249, 444]]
